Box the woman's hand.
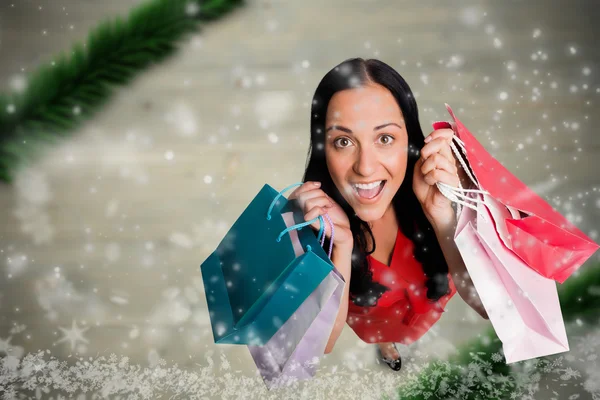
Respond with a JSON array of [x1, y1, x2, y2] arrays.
[[288, 181, 354, 251], [412, 128, 463, 229]]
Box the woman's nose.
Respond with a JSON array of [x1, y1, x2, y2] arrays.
[[353, 147, 378, 177]]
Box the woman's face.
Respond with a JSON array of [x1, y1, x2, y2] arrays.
[[324, 83, 408, 222]]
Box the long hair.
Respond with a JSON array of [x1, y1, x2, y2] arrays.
[[302, 57, 451, 307]]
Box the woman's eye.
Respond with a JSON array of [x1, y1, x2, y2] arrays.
[[379, 135, 394, 145], [334, 137, 351, 148]]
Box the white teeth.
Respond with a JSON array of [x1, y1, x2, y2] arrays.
[[352, 180, 382, 190]]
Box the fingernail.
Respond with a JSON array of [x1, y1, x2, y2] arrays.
[[314, 182, 321, 186], [424, 136, 432, 143]]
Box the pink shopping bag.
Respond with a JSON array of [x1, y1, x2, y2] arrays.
[[434, 104, 599, 283], [454, 189, 569, 363], [429, 106, 594, 363]]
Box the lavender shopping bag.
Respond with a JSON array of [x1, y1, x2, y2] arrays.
[[247, 208, 345, 389]]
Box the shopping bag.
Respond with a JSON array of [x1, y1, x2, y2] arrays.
[[433, 104, 599, 283], [200, 182, 335, 346], [430, 110, 584, 362], [454, 189, 569, 363], [248, 209, 345, 389]]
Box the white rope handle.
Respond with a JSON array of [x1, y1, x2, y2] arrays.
[[435, 127, 529, 223], [433, 122, 490, 219]]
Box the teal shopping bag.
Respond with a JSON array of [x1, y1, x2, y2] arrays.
[[200, 183, 335, 346]]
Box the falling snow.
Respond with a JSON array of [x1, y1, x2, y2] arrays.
[[1, 2, 599, 399]]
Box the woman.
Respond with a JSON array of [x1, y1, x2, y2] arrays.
[[288, 57, 489, 371]]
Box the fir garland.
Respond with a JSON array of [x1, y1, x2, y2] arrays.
[[396, 262, 600, 400], [0, 0, 244, 184]]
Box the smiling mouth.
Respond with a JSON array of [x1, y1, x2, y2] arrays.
[[351, 180, 386, 200]]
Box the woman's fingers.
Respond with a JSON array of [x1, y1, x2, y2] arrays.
[[425, 128, 454, 144], [420, 153, 458, 178], [285, 181, 352, 248], [292, 187, 334, 214], [304, 205, 331, 235], [420, 137, 455, 167], [423, 167, 460, 187], [297, 188, 329, 203], [304, 196, 333, 212], [288, 181, 322, 200]]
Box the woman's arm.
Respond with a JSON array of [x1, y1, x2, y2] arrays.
[[324, 244, 353, 354], [432, 216, 489, 320]]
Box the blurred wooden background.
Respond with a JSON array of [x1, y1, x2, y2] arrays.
[[0, 0, 599, 398]]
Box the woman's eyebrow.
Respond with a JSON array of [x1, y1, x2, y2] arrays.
[[325, 122, 402, 134]]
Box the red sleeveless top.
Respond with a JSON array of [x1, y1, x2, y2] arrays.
[[346, 228, 457, 344]]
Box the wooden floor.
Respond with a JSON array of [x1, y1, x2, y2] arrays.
[[0, 0, 599, 398]]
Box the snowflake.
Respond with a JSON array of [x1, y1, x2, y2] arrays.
[[491, 352, 504, 363], [54, 320, 89, 351], [561, 367, 582, 380]]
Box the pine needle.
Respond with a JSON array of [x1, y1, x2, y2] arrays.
[[0, 0, 244, 183]]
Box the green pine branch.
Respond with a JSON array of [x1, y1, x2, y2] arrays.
[[395, 262, 600, 400], [0, 0, 244, 184]]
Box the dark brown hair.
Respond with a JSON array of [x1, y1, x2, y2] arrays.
[[302, 57, 451, 307]]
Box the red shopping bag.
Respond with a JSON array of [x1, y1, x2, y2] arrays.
[[433, 104, 599, 283]]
